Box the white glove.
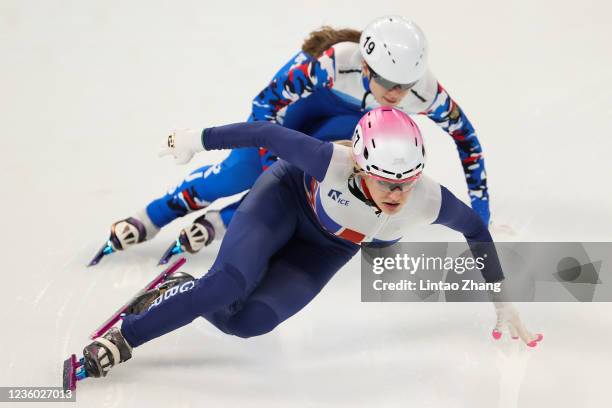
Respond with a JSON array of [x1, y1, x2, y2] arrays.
[[492, 302, 543, 347], [158, 129, 205, 165]]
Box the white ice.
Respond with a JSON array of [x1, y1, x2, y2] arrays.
[[1, 1, 611, 407]]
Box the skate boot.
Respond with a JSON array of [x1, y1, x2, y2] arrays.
[[63, 258, 189, 391], [158, 214, 215, 265], [124, 271, 195, 315], [89, 210, 159, 266], [82, 327, 133, 378]]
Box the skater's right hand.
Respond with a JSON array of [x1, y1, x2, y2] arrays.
[[158, 129, 205, 165], [492, 302, 543, 347]]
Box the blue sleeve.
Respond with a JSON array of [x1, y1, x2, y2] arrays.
[[202, 122, 333, 182], [424, 83, 490, 224], [433, 186, 503, 283], [252, 49, 336, 123]]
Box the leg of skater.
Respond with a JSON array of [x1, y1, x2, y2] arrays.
[[82, 161, 358, 379], [215, 237, 358, 338], [82, 166, 301, 377], [121, 166, 300, 347], [189, 199, 241, 245], [91, 148, 263, 265], [146, 147, 262, 228], [156, 199, 242, 265]]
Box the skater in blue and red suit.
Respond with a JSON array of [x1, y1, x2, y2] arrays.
[[78, 108, 541, 380], [93, 16, 493, 266]]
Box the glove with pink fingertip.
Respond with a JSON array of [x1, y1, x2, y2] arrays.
[[492, 302, 543, 347]]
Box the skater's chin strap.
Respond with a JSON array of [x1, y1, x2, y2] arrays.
[[347, 175, 382, 216]]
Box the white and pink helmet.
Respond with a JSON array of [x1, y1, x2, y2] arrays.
[[352, 107, 425, 182]]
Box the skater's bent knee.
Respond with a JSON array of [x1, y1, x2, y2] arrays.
[[190, 265, 248, 314], [225, 301, 280, 339]]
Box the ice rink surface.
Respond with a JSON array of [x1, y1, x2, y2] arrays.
[[1, 0, 612, 406]]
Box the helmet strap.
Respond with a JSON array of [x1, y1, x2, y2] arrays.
[[347, 174, 382, 215]]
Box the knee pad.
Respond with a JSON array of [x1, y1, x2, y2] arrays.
[[225, 300, 280, 339]]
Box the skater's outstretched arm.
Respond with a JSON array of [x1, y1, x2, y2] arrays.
[[432, 185, 502, 283], [432, 186, 542, 346], [159, 122, 335, 182], [203, 122, 333, 181], [423, 83, 490, 224]]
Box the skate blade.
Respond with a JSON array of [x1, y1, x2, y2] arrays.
[[158, 240, 184, 265], [87, 241, 115, 267], [62, 354, 78, 392], [90, 257, 187, 339]]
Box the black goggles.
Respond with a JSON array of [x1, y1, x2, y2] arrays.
[[368, 66, 417, 91]]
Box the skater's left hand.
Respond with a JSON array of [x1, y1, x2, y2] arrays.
[[158, 128, 204, 164], [492, 302, 543, 347]]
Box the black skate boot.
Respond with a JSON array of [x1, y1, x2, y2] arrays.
[[89, 211, 159, 266], [158, 214, 215, 265], [82, 327, 133, 378], [124, 271, 195, 315]]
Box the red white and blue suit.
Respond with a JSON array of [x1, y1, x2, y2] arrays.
[[122, 122, 501, 347]]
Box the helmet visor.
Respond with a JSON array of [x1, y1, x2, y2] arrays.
[[371, 176, 419, 192], [368, 65, 417, 91]]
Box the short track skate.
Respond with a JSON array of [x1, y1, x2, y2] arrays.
[[62, 257, 187, 391]]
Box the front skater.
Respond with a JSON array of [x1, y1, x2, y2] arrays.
[[79, 108, 539, 380], [93, 16, 492, 265]]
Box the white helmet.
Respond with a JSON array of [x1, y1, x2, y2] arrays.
[[360, 16, 428, 85]]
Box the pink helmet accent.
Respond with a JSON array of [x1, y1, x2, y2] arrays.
[[351, 107, 425, 182]]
